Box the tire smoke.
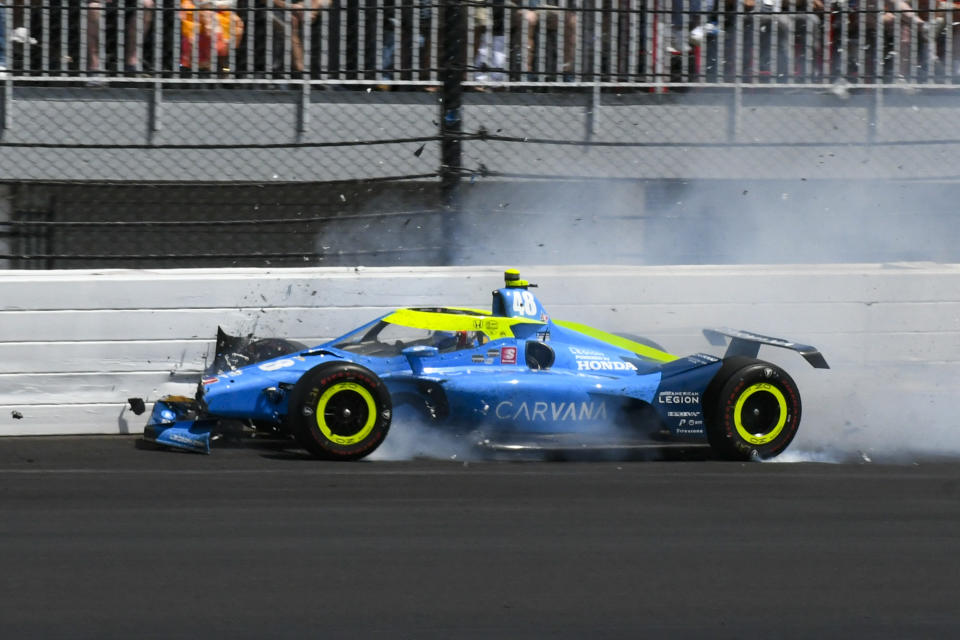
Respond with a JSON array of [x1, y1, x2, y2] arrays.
[[442, 176, 960, 464]]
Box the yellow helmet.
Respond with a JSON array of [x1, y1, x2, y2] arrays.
[[504, 268, 530, 289]]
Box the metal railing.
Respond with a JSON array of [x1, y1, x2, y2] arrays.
[[2, 0, 959, 86]]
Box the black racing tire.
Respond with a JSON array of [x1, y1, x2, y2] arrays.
[[703, 357, 801, 461], [285, 362, 392, 460]]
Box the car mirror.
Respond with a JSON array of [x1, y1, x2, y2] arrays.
[[403, 345, 439, 374]]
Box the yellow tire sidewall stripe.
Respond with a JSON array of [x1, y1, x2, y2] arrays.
[[734, 382, 788, 445], [316, 382, 377, 446]]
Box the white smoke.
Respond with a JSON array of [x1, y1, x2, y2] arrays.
[[317, 85, 960, 464], [369, 416, 486, 462], [780, 366, 960, 464], [427, 158, 960, 464]]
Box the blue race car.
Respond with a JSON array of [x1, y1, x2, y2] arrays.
[[137, 269, 828, 461]]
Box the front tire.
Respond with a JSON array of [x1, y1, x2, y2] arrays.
[[286, 362, 392, 460], [703, 357, 801, 460]]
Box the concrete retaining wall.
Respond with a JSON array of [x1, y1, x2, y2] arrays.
[[1, 264, 958, 436]]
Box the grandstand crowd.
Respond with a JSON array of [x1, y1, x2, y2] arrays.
[[1, 0, 959, 84]]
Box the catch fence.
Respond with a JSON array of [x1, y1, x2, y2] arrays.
[[2, 0, 960, 269]]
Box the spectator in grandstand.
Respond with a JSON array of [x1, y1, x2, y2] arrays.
[[926, 0, 960, 78], [671, 0, 714, 82], [672, 0, 705, 56], [744, 0, 791, 81], [729, 0, 823, 82], [791, 0, 826, 80], [516, 0, 577, 81], [270, 0, 330, 77], [379, 1, 404, 84], [418, 0, 433, 80], [6, 5, 43, 74], [833, 0, 926, 82], [473, 0, 507, 82], [911, 0, 952, 81], [179, 0, 244, 75], [884, 0, 924, 80], [382, 0, 395, 81], [716, 0, 743, 81], [87, 0, 156, 76]]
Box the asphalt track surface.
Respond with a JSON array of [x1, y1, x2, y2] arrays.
[[1, 437, 959, 639]]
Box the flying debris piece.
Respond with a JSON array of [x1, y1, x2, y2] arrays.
[[128, 398, 147, 416], [829, 79, 850, 100], [11, 410, 23, 420], [414, 144, 425, 158]]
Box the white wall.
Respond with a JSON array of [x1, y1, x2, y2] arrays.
[[2, 264, 958, 436]]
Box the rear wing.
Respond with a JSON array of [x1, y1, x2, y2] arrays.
[[703, 328, 829, 369]]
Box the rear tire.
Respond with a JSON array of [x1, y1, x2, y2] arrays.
[[703, 357, 801, 460], [286, 362, 392, 460]]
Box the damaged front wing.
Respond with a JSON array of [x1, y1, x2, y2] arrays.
[[138, 396, 217, 454], [131, 327, 308, 454]]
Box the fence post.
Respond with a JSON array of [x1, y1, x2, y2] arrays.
[[867, 87, 881, 144], [439, 0, 466, 263], [440, 0, 465, 208], [0, 185, 10, 269]]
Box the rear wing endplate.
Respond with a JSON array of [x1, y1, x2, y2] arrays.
[[703, 328, 829, 369]]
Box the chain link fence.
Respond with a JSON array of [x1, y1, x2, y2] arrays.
[[3, 181, 451, 267], [2, 0, 960, 267]]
